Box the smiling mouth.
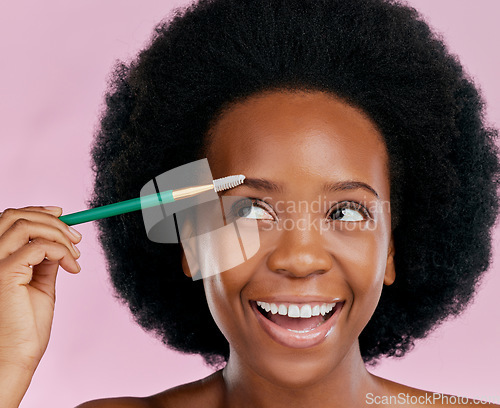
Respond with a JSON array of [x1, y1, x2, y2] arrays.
[[251, 300, 341, 333]]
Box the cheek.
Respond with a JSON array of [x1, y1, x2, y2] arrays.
[[197, 217, 263, 335], [333, 247, 385, 343], [192, 214, 261, 280], [202, 274, 235, 342], [338, 233, 386, 290], [329, 222, 390, 327], [201, 256, 260, 340]]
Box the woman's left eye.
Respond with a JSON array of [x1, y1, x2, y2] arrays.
[[328, 201, 370, 222]]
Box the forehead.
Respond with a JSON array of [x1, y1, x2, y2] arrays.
[[206, 91, 390, 199]]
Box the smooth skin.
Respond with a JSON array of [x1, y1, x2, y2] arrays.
[[190, 90, 397, 406], [1, 92, 496, 407]]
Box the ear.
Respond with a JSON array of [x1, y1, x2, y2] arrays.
[[383, 234, 396, 286], [181, 248, 195, 278], [179, 219, 200, 279]]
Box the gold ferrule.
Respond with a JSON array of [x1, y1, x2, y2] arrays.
[[172, 184, 214, 200]]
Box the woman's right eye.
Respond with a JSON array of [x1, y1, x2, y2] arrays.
[[232, 199, 274, 220]]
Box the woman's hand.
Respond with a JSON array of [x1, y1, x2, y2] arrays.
[[0, 206, 81, 407]]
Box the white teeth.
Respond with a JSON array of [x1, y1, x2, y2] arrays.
[[270, 303, 278, 314], [312, 305, 321, 316], [300, 304, 312, 318], [278, 304, 287, 315], [256, 301, 337, 319], [288, 305, 300, 318], [326, 303, 336, 314]]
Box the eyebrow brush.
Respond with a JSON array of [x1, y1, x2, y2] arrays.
[[59, 175, 245, 226]]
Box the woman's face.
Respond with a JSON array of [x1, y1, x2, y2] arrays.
[[183, 90, 395, 386]]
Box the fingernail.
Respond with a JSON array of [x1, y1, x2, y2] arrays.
[[44, 206, 62, 212], [76, 261, 81, 272], [72, 243, 80, 257], [68, 226, 82, 239]]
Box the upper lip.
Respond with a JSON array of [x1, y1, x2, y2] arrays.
[[250, 295, 343, 304]]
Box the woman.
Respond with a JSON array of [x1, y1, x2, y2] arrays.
[[1, 0, 499, 406]]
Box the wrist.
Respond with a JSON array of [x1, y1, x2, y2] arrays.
[[0, 362, 36, 408]]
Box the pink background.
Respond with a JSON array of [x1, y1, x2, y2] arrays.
[[0, 1, 498, 406]]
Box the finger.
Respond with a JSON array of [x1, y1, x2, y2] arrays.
[[30, 259, 60, 301], [21, 206, 62, 216], [0, 219, 80, 260], [0, 238, 80, 287], [0, 208, 82, 243], [0, 206, 62, 218]]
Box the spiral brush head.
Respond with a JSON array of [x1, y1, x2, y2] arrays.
[[213, 175, 246, 192]]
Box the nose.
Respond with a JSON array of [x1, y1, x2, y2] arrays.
[[266, 224, 333, 279]]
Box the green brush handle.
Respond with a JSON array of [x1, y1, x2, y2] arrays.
[[59, 190, 174, 226]]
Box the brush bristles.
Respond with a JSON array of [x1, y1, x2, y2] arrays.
[[213, 175, 246, 192]]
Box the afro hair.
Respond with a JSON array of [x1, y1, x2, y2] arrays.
[[88, 0, 500, 368]]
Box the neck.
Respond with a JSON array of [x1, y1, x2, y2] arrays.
[[220, 341, 380, 408]]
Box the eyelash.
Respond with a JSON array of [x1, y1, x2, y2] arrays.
[[231, 198, 372, 222], [327, 201, 371, 222]]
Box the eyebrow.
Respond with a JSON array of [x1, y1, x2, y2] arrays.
[[222, 177, 380, 199]]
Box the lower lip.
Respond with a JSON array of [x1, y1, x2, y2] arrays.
[[250, 301, 343, 349]]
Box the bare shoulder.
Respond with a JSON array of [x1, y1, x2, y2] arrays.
[[147, 370, 225, 408], [373, 375, 500, 407], [75, 371, 225, 408], [75, 397, 152, 408]]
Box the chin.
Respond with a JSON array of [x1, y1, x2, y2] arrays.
[[252, 353, 342, 389], [232, 336, 353, 390]]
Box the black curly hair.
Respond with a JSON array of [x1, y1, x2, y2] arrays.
[[88, 0, 500, 368]]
